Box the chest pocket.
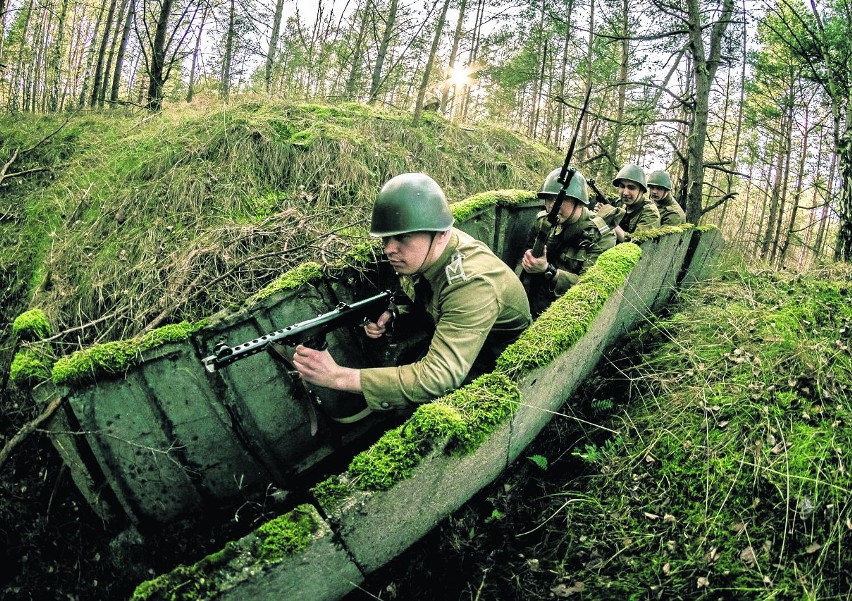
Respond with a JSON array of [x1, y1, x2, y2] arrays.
[[558, 243, 589, 273]]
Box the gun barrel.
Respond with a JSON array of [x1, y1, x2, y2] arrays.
[[202, 290, 393, 372]]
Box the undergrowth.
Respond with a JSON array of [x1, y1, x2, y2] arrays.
[[356, 254, 852, 600]]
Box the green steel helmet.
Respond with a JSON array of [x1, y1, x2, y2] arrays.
[[370, 173, 454, 237], [647, 169, 672, 190], [613, 164, 647, 193], [538, 167, 590, 206]]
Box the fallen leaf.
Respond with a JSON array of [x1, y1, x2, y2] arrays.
[[740, 546, 756, 566], [729, 522, 746, 534], [805, 542, 821, 554], [551, 582, 585, 597], [703, 547, 719, 563]]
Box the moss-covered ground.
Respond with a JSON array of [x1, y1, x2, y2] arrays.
[[350, 255, 852, 600]]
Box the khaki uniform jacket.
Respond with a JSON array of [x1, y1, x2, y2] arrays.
[[361, 228, 532, 409], [524, 208, 616, 316], [657, 197, 686, 226], [621, 198, 661, 234]]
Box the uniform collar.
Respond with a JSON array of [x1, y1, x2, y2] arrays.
[[420, 228, 459, 282]]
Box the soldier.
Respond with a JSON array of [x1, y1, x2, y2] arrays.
[[519, 167, 616, 317], [609, 163, 660, 242], [647, 169, 686, 226], [292, 172, 532, 416]]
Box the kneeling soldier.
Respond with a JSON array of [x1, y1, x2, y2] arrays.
[[647, 169, 686, 226], [611, 163, 661, 242], [519, 167, 616, 317]]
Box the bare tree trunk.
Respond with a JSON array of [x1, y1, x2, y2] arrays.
[[528, 0, 547, 138], [461, 0, 485, 121], [78, 0, 106, 109], [440, 0, 467, 114], [683, 0, 735, 223], [265, 0, 285, 93], [111, 0, 135, 105], [186, 1, 207, 102], [770, 105, 794, 263], [413, 0, 450, 125], [48, 0, 71, 111], [368, 0, 399, 103], [835, 121, 852, 260], [90, 0, 118, 107], [761, 122, 787, 259], [100, 0, 130, 106], [344, 0, 372, 100], [611, 0, 629, 161], [814, 136, 836, 258], [553, 0, 573, 148], [220, 0, 235, 99], [146, 0, 174, 110], [779, 104, 809, 267]]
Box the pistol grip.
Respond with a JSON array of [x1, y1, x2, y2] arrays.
[[303, 333, 328, 351]]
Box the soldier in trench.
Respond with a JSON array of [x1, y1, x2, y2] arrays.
[[292, 172, 532, 420]]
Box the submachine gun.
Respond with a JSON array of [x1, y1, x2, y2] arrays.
[[202, 290, 394, 372], [202, 289, 395, 432]]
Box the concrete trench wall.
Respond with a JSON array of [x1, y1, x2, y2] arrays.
[[27, 189, 722, 600], [33, 192, 543, 527], [127, 225, 723, 601]]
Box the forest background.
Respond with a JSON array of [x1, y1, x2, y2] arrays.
[[1, 0, 852, 266]]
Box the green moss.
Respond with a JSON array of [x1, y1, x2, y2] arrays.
[[450, 189, 536, 222], [255, 504, 320, 562], [9, 349, 51, 386], [338, 239, 383, 268], [51, 320, 205, 387], [497, 243, 641, 375], [250, 262, 324, 302], [128, 540, 242, 601], [348, 425, 426, 490], [311, 476, 355, 511], [442, 373, 521, 454], [628, 223, 692, 244], [12, 309, 51, 341]]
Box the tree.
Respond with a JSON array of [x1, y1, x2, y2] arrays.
[[413, 0, 450, 125], [136, 0, 200, 110], [765, 0, 852, 260]]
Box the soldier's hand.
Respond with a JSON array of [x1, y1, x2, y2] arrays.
[[597, 204, 626, 227], [521, 248, 549, 274], [364, 310, 394, 339], [293, 345, 341, 388]]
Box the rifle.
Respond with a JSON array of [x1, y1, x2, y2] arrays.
[[202, 290, 394, 372], [528, 85, 593, 260], [587, 179, 609, 206]]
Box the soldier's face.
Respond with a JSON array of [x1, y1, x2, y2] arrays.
[[648, 185, 669, 202], [617, 181, 643, 206], [544, 197, 583, 224], [382, 231, 443, 275]]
